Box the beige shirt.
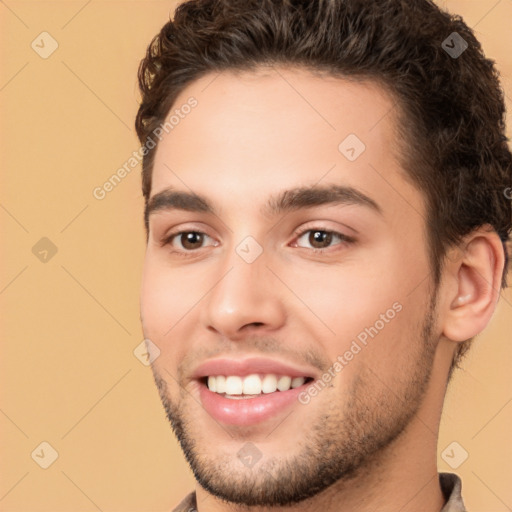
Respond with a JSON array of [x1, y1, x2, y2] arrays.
[[171, 472, 466, 512]]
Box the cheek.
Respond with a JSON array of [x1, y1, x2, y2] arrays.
[[140, 255, 197, 337], [279, 259, 402, 336], [276, 247, 422, 370], [140, 257, 201, 380]]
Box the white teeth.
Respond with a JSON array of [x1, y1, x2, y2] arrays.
[[242, 374, 262, 395], [216, 375, 226, 393], [277, 376, 292, 391], [291, 377, 305, 388], [224, 394, 258, 400], [225, 376, 243, 395], [207, 374, 308, 395], [261, 374, 277, 393]]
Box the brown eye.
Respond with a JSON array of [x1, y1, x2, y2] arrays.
[[162, 229, 218, 257], [163, 230, 216, 251], [308, 230, 333, 249], [294, 228, 352, 251], [179, 232, 205, 250]]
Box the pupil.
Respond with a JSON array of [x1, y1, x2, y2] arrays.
[[182, 232, 203, 249], [310, 230, 331, 248]]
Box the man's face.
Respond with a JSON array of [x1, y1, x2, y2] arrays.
[[140, 67, 441, 506]]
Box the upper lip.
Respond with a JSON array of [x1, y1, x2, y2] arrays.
[[191, 356, 319, 380]]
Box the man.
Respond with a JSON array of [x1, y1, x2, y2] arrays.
[[135, 0, 511, 511]]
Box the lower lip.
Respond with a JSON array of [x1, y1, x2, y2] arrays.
[[198, 380, 309, 426]]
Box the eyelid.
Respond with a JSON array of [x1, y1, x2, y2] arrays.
[[160, 224, 218, 247], [159, 222, 356, 256], [168, 231, 216, 247], [289, 225, 356, 251]]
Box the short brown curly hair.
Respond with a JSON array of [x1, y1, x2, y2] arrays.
[[135, 0, 512, 372]]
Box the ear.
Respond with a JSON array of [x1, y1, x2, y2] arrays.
[[441, 227, 505, 342]]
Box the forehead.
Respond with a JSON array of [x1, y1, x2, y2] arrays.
[[150, 66, 423, 221]]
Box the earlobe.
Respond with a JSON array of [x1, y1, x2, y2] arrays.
[[442, 228, 505, 343]]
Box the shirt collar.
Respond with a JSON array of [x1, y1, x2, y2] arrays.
[[439, 472, 467, 512]]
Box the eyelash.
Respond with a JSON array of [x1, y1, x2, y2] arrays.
[[161, 227, 355, 258]]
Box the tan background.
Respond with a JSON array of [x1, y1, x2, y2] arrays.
[[0, 1, 511, 510]]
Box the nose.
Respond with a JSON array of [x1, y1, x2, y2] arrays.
[[200, 248, 286, 340]]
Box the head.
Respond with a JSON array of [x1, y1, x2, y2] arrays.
[[136, 0, 511, 507]]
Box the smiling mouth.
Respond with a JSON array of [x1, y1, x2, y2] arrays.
[[202, 374, 314, 399]]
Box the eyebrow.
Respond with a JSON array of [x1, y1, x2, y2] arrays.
[[145, 184, 382, 228]]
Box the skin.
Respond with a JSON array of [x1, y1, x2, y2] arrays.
[[139, 66, 504, 512]]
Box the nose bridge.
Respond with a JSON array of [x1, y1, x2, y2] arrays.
[[201, 241, 285, 337]]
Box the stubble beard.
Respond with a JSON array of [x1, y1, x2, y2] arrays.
[[150, 295, 439, 507]]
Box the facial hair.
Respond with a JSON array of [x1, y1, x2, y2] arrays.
[[150, 294, 439, 507]]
